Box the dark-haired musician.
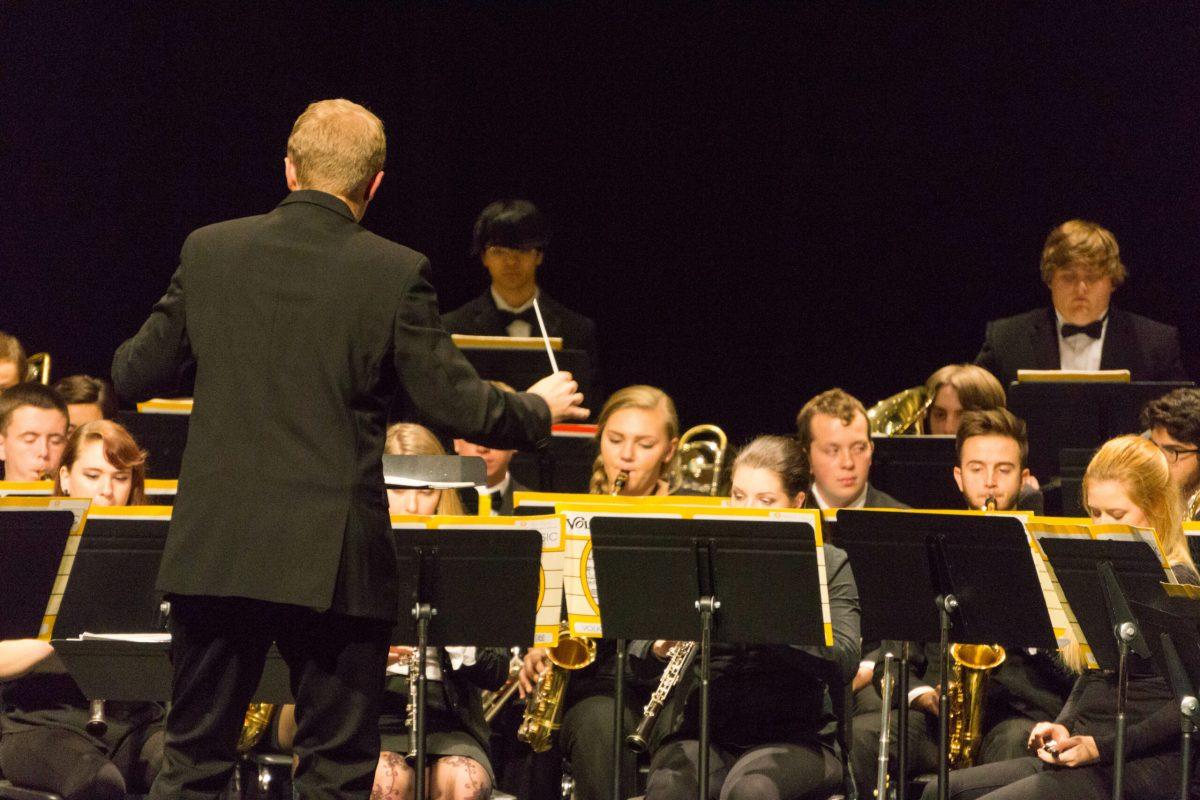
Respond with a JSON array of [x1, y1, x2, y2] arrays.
[[634, 435, 860, 800], [975, 219, 1186, 386], [0, 382, 69, 481], [1141, 387, 1200, 520]]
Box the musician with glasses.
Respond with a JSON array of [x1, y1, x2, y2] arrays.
[[441, 199, 598, 385], [1140, 387, 1200, 520], [974, 219, 1186, 387], [633, 435, 861, 800]]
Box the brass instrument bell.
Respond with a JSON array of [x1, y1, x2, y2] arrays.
[[677, 424, 728, 496]]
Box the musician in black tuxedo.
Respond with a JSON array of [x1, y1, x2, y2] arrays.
[[111, 99, 586, 800], [975, 219, 1186, 386], [849, 409, 1072, 791], [440, 199, 599, 386]]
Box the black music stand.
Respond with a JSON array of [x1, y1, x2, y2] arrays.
[[589, 515, 828, 800], [0, 509, 74, 639], [1008, 381, 1192, 480], [52, 513, 170, 637], [392, 527, 541, 800], [1038, 537, 1173, 800], [835, 510, 1056, 800], [869, 435, 962, 510], [452, 337, 595, 417], [114, 409, 189, 479], [1127, 597, 1200, 800]]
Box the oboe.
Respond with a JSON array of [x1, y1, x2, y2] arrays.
[[626, 641, 697, 752]]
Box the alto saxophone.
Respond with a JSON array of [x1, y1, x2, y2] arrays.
[[945, 643, 1006, 769], [517, 623, 597, 752], [626, 641, 697, 753], [611, 469, 629, 495]]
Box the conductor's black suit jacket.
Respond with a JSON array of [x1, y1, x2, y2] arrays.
[[974, 306, 1187, 387], [112, 191, 551, 621]]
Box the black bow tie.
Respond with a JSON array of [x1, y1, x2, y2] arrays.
[[498, 308, 538, 328], [1060, 318, 1105, 340]]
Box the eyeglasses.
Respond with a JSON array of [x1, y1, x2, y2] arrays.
[[1156, 443, 1200, 463]]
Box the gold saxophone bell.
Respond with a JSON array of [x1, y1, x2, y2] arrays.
[[867, 387, 932, 436], [677, 425, 728, 496], [946, 643, 1006, 769], [237, 702, 276, 753], [517, 623, 597, 753]]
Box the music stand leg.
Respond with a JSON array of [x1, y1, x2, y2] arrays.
[[1113, 631, 1135, 800], [935, 595, 958, 800], [898, 642, 911, 800], [1181, 698, 1197, 800], [697, 596, 718, 800], [613, 639, 627, 800], [413, 602, 434, 800]]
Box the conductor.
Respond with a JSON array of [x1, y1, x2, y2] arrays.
[[111, 99, 587, 800]]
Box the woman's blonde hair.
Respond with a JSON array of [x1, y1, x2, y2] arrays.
[[588, 385, 681, 494], [1061, 434, 1193, 673], [383, 422, 464, 515]]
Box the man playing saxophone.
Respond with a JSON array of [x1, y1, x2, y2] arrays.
[[849, 410, 1074, 791], [628, 436, 862, 800]]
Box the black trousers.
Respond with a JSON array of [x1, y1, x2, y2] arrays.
[[917, 753, 1181, 800], [0, 725, 163, 800], [522, 694, 639, 800], [645, 738, 842, 800], [148, 594, 391, 800]]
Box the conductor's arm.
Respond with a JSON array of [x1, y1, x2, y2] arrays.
[[392, 259, 583, 450], [112, 250, 194, 401]]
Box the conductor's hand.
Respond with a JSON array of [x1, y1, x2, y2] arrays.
[[527, 372, 588, 423], [518, 648, 551, 698], [1027, 721, 1070, 757], [910, 688, 940, 716]]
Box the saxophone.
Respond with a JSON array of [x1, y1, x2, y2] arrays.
[[945, 643, 1006, 769], [236, 704, 276, 753], [1188, 488, 1200, 522], [626, 641, 697, 753], [517, 623, 597, 752]]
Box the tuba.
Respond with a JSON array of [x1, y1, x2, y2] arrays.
[[237, 703, 276, 753], [517, 622, 597, 753], [945, 643, 1006, 769], [677, 425, 728, 495], [866, 386, 932, 436]]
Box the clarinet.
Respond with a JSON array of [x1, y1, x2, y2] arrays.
[[626, 641, 697, 753], [404, 647, 422, 764]]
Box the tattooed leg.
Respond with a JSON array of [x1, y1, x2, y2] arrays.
[[435, 756, 493, 800], [372, 751, 415, 800]]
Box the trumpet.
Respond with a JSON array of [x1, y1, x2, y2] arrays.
[[626, 641, 696, 753]]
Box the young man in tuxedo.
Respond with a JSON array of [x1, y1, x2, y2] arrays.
[[441, 200, 599, 388], [975, 219, 1186, 386], [1141, 388, 1200, 518], [0, 382, 69, 482], [113, 99, 587, 800], [850, 408, 1072, 791]]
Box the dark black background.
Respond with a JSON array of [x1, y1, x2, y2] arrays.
[[3, 3, 1197, 445]]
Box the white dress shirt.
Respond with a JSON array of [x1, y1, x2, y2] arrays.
[[1056, 310, 1108, 372], [492, 287, 538, 338]]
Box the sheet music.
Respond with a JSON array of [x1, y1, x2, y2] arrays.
[[78, 632, 171, 643], [1026, 526, 1096, 668], [0, 480, 54, 497], [514, 516, 567, 646]]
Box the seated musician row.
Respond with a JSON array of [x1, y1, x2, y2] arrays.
[[3, 378, 1199, 800]]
